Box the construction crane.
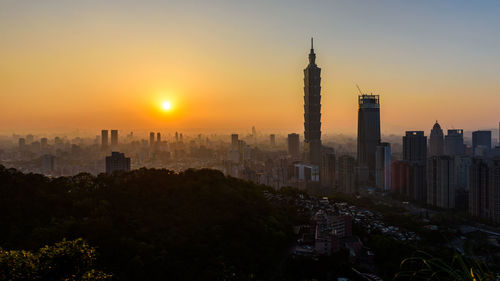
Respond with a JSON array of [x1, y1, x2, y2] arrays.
[[356, 84, 364, 95]]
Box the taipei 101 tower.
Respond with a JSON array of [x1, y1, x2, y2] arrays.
[[303, 38, 322, 165]]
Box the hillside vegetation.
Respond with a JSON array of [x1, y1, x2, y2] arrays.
[[0, 166, 302, 280]]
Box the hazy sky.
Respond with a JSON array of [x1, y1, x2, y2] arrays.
[[1, 0, 499, 135]]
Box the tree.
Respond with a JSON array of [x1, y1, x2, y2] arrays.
[[0, 238, 111, 281]]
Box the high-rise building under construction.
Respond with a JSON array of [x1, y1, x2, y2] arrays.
[[357, 93, 381, 181]]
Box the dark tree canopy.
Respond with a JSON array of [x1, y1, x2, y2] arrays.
[[0, 166, 300, 280], [0, 238, 111, 280]]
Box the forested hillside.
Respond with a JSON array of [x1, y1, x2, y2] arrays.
[[0, 166, 303, 280]]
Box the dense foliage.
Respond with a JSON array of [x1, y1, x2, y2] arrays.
[[0, 166, 301, 280], [0, 238, 111, 280]]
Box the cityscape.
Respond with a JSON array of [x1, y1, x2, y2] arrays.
[[1, 1, 500, 280]]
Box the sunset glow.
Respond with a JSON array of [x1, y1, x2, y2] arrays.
[[1, 2, 500, 278], [162, 101, 172, 111], [0, 1, 499, 134]]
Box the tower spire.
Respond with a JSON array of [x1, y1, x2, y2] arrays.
[[308, 37, 316, 64]]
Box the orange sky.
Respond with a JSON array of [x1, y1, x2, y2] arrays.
[[1, 1, 499, 136]]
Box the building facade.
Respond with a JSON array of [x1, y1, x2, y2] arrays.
[[231, 134, 239, 150], [469, 157, 500, 223], [444, 129, 465, 156], [392, 160, 410, 195], [427, 156, 455, 209], [321, 151, 336, 188], [294, 163, 320, 185], [454, 155, 471, 210], [403, 131, 427, 202], [472, 130, 492, 157], [287, 133, 300, 159], [149, 132, 155, 147], [111, 130, 118, 146], [338, 155, 356, 194], [375, 142, 391, 191], [487, 157, 500, 223], [105, 152, 131, 174], [469, 158, 489, 218], [101, 130, 108, 150], [270, 134, 276, 147], [429, 121, 444, 156], [403, 131, 427, 162], [303, 38, 322, 165], [357, 94, 381, 182]]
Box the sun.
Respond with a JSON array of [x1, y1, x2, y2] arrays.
[[161, 101, 172, 111]]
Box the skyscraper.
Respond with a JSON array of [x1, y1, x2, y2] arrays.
[[101, 130, 108, 149], [157, 132, 161, 143], [403, 131, 427, 202], [469, 158, 488, 218], [429, 121, 444, 156], [375, 142, 391, 191], [149, 132, 155, 146], [287, 133, 300, 159], [111, 130, 118, 146], [320, 150, 336, 188], [403, 131, 427, 162], [469, 156, 500, 223], [338, 155, 356, 194], [472, 130, 491, 157], [270, 134, 276, 147], [455, 156, 471, 190], [392, 160, 410, 195], [231, 134, 239, 150], [303, 38, 322, 165], [488, 157, 500, 223], [427, 155, 455, 209], [444, 129, 465, 156], [357, 94, 381, 181]]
